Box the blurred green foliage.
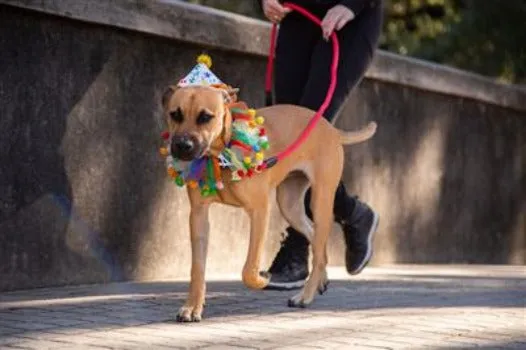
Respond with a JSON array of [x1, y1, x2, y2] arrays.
[[184, 0, 526, 84]]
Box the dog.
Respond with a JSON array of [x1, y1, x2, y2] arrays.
[[162, 85, 377, 322]]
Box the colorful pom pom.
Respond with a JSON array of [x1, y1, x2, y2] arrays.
[[255, 152, 264, 161], [167, 167, 177, 178], [197, 53, 212, 68], [159, 147, 169, 156], [175, 176, 185, 187], [188, 180, 198, 189], [161, 131, 170, 140], [248, 109, 256, 118], [255, 116, 265, 125], [243, 156, 252, 165]]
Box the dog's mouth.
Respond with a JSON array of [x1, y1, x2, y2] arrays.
[[172, 145, 205, 162]]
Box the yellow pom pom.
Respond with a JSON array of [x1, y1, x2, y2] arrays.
[[197, 54, 212, 68], [255, 116, 265, 125], [159, 147, 169, 157], [249, 121, 256, 128], [255, 152, 264, 161], [248, 109, 256, 118], [243, 156, 252, 164]]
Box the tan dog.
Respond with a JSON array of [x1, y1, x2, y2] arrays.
[[162, 85, 377, 322]]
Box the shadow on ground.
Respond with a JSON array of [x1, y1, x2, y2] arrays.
[[0, 271, 524, 349], [1, 274, 525, 329]]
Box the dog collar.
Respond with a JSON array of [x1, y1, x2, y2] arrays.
[[159, 106, 270, 197]]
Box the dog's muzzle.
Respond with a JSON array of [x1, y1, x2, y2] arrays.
[[170, 134, 203, 161]]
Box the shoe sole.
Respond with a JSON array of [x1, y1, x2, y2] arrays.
[[349, 211, 379, 275], [263, 278, 306, 291]]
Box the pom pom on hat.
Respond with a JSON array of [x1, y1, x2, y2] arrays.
[[178, 54, 223, 88], [197, 54, 212, 68]]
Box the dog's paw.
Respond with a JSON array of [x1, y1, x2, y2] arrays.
[[287, 292, 312, 308], [318, 279, 329, 295], [242, 268, 270, 290], [176, 305, 203, 323]]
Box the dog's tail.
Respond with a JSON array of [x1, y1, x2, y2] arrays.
[[339, 121, 377, 145]]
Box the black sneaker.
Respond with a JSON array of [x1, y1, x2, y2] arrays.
[[341, 199, 379, 275], [262, 228, 309, 290]]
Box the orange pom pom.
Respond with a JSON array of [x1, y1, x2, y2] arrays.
[[167, 167, 177, 178], [159, 147, 169, 156]]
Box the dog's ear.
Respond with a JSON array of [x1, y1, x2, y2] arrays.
[[225, 87, 239, 103], [218, 89, 237, 104], [212, 84, 239, 104], [222, 106, 232, 145], [162, 85, 178, 109]]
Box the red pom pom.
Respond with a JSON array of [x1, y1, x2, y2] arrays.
[[259, 128, 266, 136], [237, 170, 245, 178], [247, 169, 254, 177], [256, 165, 262, 172], [161, 131, 170, 140]]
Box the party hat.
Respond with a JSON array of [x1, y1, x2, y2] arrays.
[[177, 54, 223, 87]]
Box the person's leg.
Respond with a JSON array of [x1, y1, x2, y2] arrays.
[[300, 14, 381, 275], [263, 11, 319, 290], [266, 5, 383, 288], [274, 12, 319, 105]]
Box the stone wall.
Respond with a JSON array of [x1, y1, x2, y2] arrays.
[[0, 0, 524, 291]]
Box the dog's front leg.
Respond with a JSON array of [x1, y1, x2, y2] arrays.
[[242, 199, 271, 290], [176, 201, 210, 322]]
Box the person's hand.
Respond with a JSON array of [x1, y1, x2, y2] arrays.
[[321, 5, 355, 40], [262, 0, 291, 23]]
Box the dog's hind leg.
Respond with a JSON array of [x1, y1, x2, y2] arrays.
[[177, 192, 211, 322], [288, 150, 343, 307], [276, 172, 314, 242]]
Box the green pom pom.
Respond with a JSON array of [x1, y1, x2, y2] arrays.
[[175, 176, 185, 187], [260, 141, 269, 150], [201, 188, 210, 197]]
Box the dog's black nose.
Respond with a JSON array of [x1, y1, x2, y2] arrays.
[[171, 134, 199, 160], [176, 138, 194, 152]]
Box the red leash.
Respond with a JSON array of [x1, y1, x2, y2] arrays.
[[262, 2, 340, 169]]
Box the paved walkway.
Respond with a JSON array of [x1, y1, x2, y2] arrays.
[[0, 265, 524, 350]]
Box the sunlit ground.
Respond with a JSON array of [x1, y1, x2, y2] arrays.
[[1, 265, 524, 349]]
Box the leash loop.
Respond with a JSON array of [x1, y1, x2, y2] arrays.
[[263, 2, 340, 169]]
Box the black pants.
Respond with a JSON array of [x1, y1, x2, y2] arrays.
[[274, 4, 382, 223]]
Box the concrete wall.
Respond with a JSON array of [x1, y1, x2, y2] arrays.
[[0, 0, 524, 291]]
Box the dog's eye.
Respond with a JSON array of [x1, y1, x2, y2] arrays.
[[196, 111, 214, 125], [170, 108, 183, 123]]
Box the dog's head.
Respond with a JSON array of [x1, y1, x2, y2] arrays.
[[162, 85, 236, 161]]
